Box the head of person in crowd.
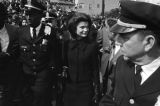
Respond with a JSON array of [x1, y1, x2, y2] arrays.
[[21, 18, 28, 26], [45, 11, 57, 22], [0, 2, 7, 29], [41, 17, 46, 25], [105, 18, 117, 41], [45, 11, 57, 27], [25, 0, 46, 28], [67, 12, 92, 40], [110, 0, 160, 65]]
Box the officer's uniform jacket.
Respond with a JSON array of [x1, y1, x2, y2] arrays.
[[100, 56, 160, 106], [18, 24, 57, 75]]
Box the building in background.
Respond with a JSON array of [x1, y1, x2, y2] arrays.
[[50, 0, 75, 11], [75, 0, 119, 16]]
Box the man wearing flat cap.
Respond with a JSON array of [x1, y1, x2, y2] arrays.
[[99, 0, 160, 106], [18, 0, 58, 106]]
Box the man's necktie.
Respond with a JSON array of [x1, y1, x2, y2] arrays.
[[134, 65, 142, 89], [33, 28, 36, 39]]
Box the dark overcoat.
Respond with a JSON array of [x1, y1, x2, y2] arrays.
[[63, 37, 100, 106]]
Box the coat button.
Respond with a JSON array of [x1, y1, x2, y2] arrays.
[[129, 99, 134, 104], [33, 51, 36, 54], [33, 59, 36, 62], [33, 44, 36, 47]]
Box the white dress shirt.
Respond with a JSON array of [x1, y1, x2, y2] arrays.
[[30, 24, 41, 38], [135, 56, 160, 84]]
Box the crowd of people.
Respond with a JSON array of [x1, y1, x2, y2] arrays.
[[1, 0, 160, 106]]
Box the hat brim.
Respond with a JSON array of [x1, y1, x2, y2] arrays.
[[110, 23, 137, 33], [110, 19, 147, 33]]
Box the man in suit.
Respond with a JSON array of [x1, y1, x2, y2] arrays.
[[100, 0, 160, 106], [97, 18, 112, 77], [0, 2, 21, 106], [97, 18, 119, 95], [18, 0, 58, 106]]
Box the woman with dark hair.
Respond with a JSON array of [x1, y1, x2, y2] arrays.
[[63, 12, 100, 106], [19, 17, 28, 26]]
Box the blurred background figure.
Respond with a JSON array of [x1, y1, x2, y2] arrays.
[[96, 17, 117, 95], [19, 17, 28, 26], [45, 11, 58, 27], [0, 2, 21, 106], [41, 17, 46, 25], [21, 19, 27, 26]]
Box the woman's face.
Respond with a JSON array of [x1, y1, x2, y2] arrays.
[[22, 20, 27, 26], [76, 21, 89, 38]]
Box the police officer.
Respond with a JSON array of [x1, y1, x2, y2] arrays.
[[18, 0, 58, 106], [100, 0, 160, 106]]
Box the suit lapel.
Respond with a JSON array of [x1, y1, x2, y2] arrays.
[[133, 66, 160, 97]]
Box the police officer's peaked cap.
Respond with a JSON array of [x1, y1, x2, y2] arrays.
[[25, 0, 46, 12], [111, 0, 160, 33]]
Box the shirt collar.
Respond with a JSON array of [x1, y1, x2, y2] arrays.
[[141, 56, 160, 76]]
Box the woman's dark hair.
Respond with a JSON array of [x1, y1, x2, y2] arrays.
[[67, 12, 92, 39]]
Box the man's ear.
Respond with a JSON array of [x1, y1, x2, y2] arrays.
[[143, 35, 155, 52]]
